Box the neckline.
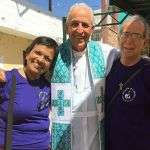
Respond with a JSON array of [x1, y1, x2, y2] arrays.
[[72, 48, 86, 57], [118, 58, 143, 70], [14, 68, 41, 83]]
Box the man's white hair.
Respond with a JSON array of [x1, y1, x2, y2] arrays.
[[66, 3, 95, 26], [120, 14, 149, 39]]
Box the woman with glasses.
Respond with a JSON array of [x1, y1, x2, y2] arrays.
[[105, 15, 150, 150], [0, 36, 58, 150]]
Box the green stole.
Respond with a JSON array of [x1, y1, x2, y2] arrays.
[[51, 40, 106, 150]]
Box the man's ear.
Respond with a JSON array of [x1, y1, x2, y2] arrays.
[[143, 38, 149, 48], [117, 34, 122, 49]]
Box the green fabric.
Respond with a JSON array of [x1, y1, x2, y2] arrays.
[[51, 40, 71, 83], [88, 41, 105, 79], [52, 123, 71, 150], [51, 40, 105, 83], [51, 40, 105, 150], [52, 90, 71, 116]]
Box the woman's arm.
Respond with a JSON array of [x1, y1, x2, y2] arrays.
[[0, 69, 6, 82], [0, 69, 6, 102]]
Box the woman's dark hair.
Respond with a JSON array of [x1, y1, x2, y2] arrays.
[[23, 36, 58, 81], [23, 36, 58, 66]]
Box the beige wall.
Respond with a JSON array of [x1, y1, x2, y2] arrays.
[[0, 32, 32, 70]]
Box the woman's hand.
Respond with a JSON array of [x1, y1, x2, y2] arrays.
[[0, 69, 6, 82]]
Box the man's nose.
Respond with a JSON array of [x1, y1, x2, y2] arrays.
[[125, 36, 134, 44], [76, 23, 84, 33]]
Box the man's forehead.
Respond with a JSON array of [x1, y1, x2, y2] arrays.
[[69, 18, 92, 23], [123, 20, 144, 27], [123, 20, 145, 32], [68, 7, 93, 22]]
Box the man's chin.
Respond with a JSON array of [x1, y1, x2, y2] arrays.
[[76, 42, 86, 51]]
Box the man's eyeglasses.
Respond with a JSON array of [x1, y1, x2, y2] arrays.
[[120, 32, 145, 40]]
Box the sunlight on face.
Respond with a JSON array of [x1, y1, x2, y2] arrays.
[[66, 6, 94, 52], [119, 20, 146, 59], [25, 44, 55, 79]]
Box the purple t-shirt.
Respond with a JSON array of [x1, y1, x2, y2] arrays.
[[0, 69, 51, 150], [105, 58, 150, 150]]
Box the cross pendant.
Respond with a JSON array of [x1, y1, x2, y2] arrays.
[[119, 82, 124, 90]]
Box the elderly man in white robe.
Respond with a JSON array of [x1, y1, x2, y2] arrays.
[[50, 3, 117, 150]]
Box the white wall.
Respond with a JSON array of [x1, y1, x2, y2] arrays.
[[0, 0, 63, 43], [0, 31, 32, 70], [0, 0, 63, 70]]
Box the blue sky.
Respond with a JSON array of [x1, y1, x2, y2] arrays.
[[31, 0, 100, 17]]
